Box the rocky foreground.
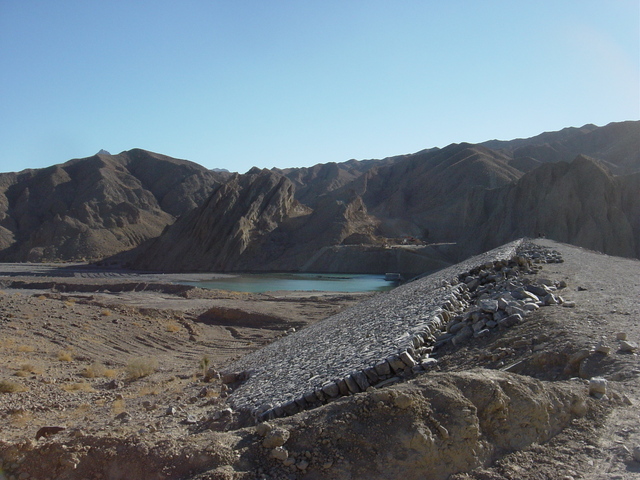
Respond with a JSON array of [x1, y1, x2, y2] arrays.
[[0, 239, 639, 479]]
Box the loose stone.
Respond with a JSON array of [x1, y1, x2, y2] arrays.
[[262, 428, 290, 448], [589, 377, 607, 398], [633, 445, 640, 463], [352, 371, 370, 391], [399, 350, 417, 368], [387, 355, 406, 373], [344, 375, 360, 394], [619, 341, 638, 353], [336, 379, 350, 396], [374, 360, 391, 376], [271, 447, 289, 461], [498, 314, 522, 329], [595, 342, 611, 355], [363, 367, 380, 384], [420, 358, 438, 369], [321, 382, 340, 398]]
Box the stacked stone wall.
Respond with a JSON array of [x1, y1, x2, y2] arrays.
[[224, 239, 567, 422]]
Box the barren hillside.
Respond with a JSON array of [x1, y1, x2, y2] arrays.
[[0, 149, 228, 262]]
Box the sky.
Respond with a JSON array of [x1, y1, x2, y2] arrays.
[[0, 1, 638, 174]]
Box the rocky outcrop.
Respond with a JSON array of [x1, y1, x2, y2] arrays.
[[0, 149, 227, 262]]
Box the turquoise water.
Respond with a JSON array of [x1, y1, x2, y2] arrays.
[[179, 273, 395, 293]]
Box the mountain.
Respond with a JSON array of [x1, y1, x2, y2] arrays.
[[1, 121, 638, 273], [461, 155, 640, 258], [0, 149, 229, 262], [274, 155, 401, 208], [482, 121, 640, 175], [131, 168, 381, 272]]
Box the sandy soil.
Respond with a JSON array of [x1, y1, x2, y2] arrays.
[[0, 241, 639, 480]]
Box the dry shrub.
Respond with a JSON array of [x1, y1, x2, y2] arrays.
[[15, 363, 42, 377], [204, 389, 219, 398], [125, 357, 158, 380], [81, 362, 117, 379], [57, 347, 75, 361], [81, 362, 106, 378], [165, 321, 180, 333], [138, 384, 160, 396], [0, 379, 27, 393], [9, 410, 32, 427], [101, 309, 111, 317], [16, 345, 35, 353], [72, 402, 92, 419], [111, 398, 126, 415], [61, 382, 94, 392]]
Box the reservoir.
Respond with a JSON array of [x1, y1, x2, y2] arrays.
[[178, 273, 395, 294]]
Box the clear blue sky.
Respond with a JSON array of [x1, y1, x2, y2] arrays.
[[1, 1, 638, 173]]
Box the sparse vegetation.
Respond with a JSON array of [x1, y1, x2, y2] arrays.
[[57, 348, 74, 362], [138, 384, 160, 396], [0, 379, 27, 393], [165, 321, 180, 332], [9, 410, 32, 427], [111, 398, 126, 415], [17, 344, 35, 353], [15, 363, 42, 377], [73, 403, 92, 418], [101, 309, 111, 316], [81, 362, 107, 378], [61, 381, 95, 392], [125, 356, 158, 380], [199, 355, 210, 377]]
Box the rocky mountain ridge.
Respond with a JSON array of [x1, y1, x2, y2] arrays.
[[1, 121, 638, 272]]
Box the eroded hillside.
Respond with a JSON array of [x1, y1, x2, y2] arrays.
[[0, 149, 229, 262]]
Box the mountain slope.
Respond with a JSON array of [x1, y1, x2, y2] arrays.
[[131, 168, 381, 272], [0, 149, 228, 262], [460, 155, 640, 258], [482, 121, 640, 175], [1, 120, 638, 270]]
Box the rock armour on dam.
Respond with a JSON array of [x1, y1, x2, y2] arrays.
[[223, 238, 566, 421]]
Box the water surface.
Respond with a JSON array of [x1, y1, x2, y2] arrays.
[[179, 273, 394, 293]]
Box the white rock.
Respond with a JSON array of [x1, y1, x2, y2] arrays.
[[619, 340, 638, 353], [589, 377, 607, 398], [594, 342, 611, 355]]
